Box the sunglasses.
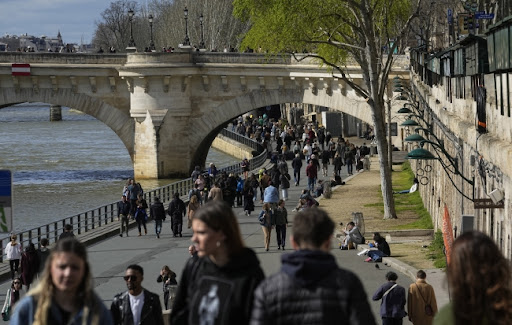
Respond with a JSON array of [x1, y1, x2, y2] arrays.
[[13, 282, 21, 284], [123, 275, 137, 281]]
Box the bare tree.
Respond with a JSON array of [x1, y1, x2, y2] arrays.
[[93, 0, 139, 52]]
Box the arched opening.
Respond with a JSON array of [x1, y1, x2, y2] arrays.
[[0, 102, 239, 231]]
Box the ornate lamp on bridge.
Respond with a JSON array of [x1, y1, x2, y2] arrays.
[[148, 14, 155, 51], [199, 14, 205, 50], [126, 9, 137, 52], [182, 7, 191, 47]]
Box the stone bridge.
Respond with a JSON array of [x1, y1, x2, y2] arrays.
[[0, 52, 408, 178]]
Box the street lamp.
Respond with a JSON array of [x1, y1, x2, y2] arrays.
[[127, 9, 136, 49], [148, 14, 155, 51], [183, 7, 190, 46], [199, 14, 205, 49]]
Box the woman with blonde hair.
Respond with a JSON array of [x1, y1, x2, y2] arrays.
[[434, 231, 512, 325], [10, 238, 113, 324], [187, 195, 200, 229]]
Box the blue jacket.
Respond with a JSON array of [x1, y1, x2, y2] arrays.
[[263, 186, 279, 203], [372, 281, 407, 319], [10, 293, 113, 325]]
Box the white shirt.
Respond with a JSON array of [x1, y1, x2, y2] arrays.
[[4, 242, 21, 260], [129, 291, 145, 325]]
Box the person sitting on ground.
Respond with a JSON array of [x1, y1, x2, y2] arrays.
[[340, 221, 364, 250], [366, 232, 391, 262], [394, 178, 419, 194], [250, 208, 377, 325], [313, 180, 324, 198], [330, 172, 344, 187]]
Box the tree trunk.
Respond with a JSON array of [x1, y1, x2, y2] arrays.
[[371, 97, 397, 219]]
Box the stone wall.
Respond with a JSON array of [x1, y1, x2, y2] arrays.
[[410, 72, 512, 259], [211, 134, 254, 161]]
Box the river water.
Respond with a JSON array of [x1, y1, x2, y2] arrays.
[[0, 103, 238, 232]]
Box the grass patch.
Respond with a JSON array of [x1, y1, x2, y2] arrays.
[[391, 162, 433, 229], [429, 231, 447, 268]]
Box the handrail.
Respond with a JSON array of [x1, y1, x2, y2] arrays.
[[0, 129, 267, 261]]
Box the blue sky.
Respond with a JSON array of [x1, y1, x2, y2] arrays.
[[0, 0, 109, 44]]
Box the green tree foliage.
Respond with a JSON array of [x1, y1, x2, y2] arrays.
[[234, 0, 423, 219]]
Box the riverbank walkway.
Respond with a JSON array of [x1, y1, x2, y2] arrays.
[[0, 138, 448, 324]]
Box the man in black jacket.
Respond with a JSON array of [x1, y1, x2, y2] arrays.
[[111, 264, 164, 325], [150, 197, 166, 238], [117, 195, 131, 237], [250, 208, 376, 325], [168, 193, 186, 237]]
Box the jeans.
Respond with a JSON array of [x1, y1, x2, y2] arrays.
[[155, 219, 163, 235], [9, 259, 19, 279], [120, 214, 129, 236], [276, 224, 286, 247], [136, 219, 147, 233], [308, 177, 316, 192], [281, 188, 288, 200], [293, 169, 300, 184], [346, 160, 354, 174]]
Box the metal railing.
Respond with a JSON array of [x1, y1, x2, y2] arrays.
[[1, 129, 267, 261]]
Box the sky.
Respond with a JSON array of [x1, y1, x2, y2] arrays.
[[0, 0, 109, 44]]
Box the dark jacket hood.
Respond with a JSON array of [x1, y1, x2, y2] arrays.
[[281, 250, 337, 287]]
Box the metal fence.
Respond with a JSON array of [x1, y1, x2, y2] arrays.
[[0, 128, 267, 261]]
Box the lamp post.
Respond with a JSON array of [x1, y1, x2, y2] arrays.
[[183, 7, 190, 46], [199, 14, 205, 49], [128, 9, 136, 48], [148, 14, 155, 51]]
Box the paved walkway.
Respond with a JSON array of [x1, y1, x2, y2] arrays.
[[0, 139, 448, 324]]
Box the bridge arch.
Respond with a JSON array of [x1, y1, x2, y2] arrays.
[[189, 88, 375, 171], [0, 88, 135, 158]]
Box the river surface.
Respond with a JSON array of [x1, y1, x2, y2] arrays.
[[0, 103, 238, 232]]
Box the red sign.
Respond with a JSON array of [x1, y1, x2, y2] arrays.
[[12, 63, 31, 76]]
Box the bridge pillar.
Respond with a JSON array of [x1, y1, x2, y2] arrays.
[[50, 105, 62, 121]]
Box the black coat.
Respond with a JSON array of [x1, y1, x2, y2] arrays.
[[170, 247, 264, 325], [150, 201, 166, 221], [110, 289, 163, 325], [251, 250, 376, 325]]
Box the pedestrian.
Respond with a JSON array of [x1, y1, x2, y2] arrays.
[[19, 243, 39, 291], [36, 238, 50, 276], [279, 172, 290, 201], [243, 180, 255, 216], [321, 149, 330, 177], [291, 153, 303, 186], [150, 197, 166, 238], [258, 203, 275, 251], [2, 278, 24, 321], [208, 182, 223, 201], [5, 234, 22, 280], [187, 195, 200, 229], [170, 200, 265, 325], [251, 208, 376, 325], [117, 195, 131, 237], [372, 271, 407, 325], [168, 192, 186, 237], [134, 201, 148, 236], [433, 231, 512, 325], [157, 265, 178, 310], [274, 199, 288, 250], [305, 159, 318, 193], [11, 238, 113, 324], [208, 163, 218, 182], [263, 181, 279, 211], [408, 270, 437, 325], [127, 179, 141, 216], [241, 158, 250, 179], [111, 264, 164, 325], [191, 165, 202, 182], [58, 224, 75, 241]]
